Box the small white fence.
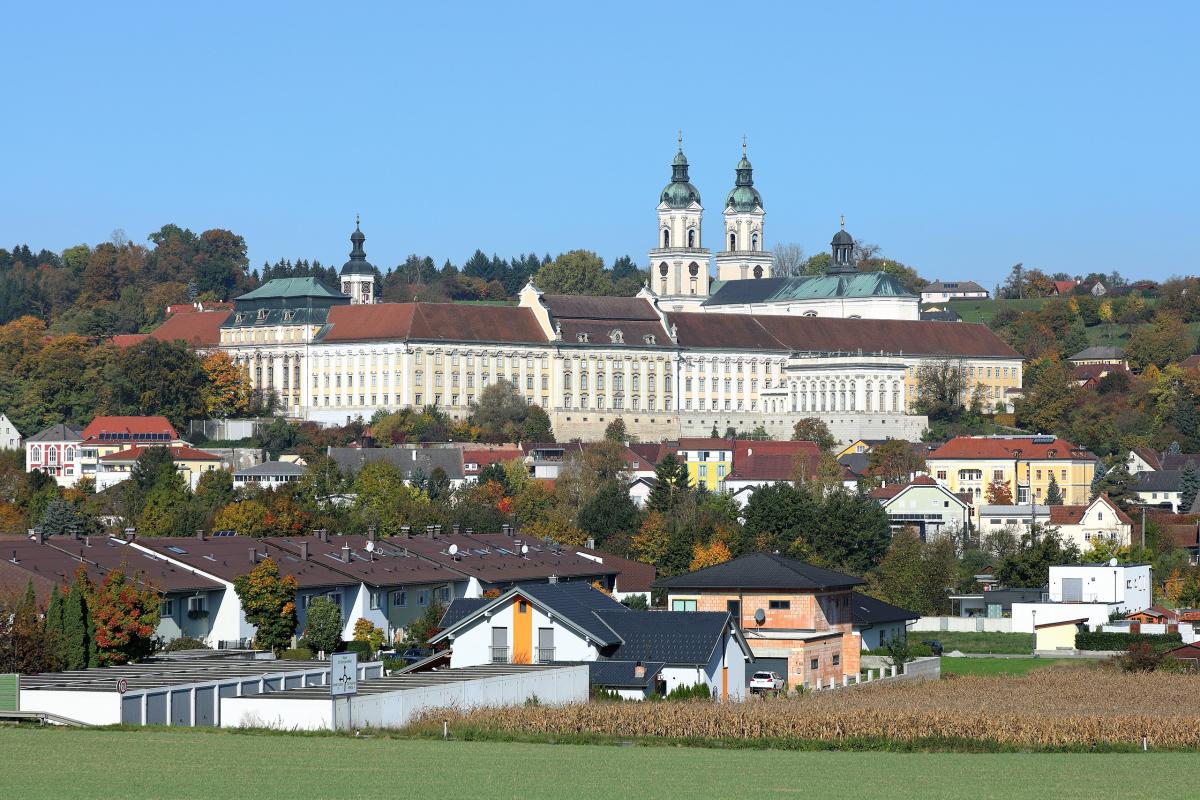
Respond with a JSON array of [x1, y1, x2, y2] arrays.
[[802, 656, 940, 692], [910, 616, 1014, 633]]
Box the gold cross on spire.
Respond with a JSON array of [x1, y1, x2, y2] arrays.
[[742, 135, 747, 157], [677, 129, 683, 150], [840, 214, 845, 229]]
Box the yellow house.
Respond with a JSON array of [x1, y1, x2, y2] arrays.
[[97, 445, 225, 492], [837, 439, 886, 459], [676, 438, 733, 491], [1035, 617, 1087, 652], [927, 435, 1097, 505]]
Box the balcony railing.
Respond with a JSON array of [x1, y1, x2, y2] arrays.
[[490, 646, 509, 664], [535, 647, 555, 664]]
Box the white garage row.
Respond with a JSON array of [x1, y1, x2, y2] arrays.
[[220, 664, 588, 731], [19, 655, 384, 727]]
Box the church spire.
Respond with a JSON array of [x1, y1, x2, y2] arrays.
[[340, 215, 377, 304]]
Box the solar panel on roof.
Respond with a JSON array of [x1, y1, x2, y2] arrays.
[[166, 546, 187, 554]]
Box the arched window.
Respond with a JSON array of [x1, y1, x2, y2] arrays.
[[839, 382, 847, 411], [662, 229, 670, 247], [892, 381, 901, 412], [66, 446, 75, 461], [753, 265, 763, 279], [751, 233, 759, 250], [47, 448, 57, 465], [687, 228, 696, 248], [865, 382, 873, 412], [819, 382, 827, 412], [31, 445, 41, 462], [800, 383, 807, 412], [729, 232, 737, 250], [632, 374, 640, 392]]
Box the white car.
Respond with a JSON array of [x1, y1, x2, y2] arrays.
[[749, 671, 785, 693]]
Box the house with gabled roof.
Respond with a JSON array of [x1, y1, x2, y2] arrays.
[[655, 552, 865, 689], [25, 423, 84, 486], [867, 475, 973, 540], [431, 582, 751, 701]]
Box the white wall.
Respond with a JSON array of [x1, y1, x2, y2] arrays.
[[1010, 602, 1116, 633], [19, 689, 121, 725], [445, 600, 599, 668], [857, 620, 910, 650], [1048, 564, 1151, 609], [221, 697, 334, 730], [910, 616, 1014, 633]]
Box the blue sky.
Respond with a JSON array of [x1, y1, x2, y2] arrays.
[[3, 2, 1196, 287]]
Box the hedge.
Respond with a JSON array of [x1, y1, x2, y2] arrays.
[[1075, 630, 1182, 652]]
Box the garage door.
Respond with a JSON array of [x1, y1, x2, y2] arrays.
[[750, 657, 789, 687]]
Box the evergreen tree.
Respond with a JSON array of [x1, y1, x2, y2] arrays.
[[1044, 473, 1065, 505], [40, 498, 81, 537], [62, 570, 93, 670], [44, 584, 65, 670], [1173, 400, 1200, 452], [1168, 441, 1183, 455], [1180, 461, 1200, 512], [1090, 460, 1108, 499]]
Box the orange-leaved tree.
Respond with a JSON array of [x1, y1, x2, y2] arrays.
[[233, 557, 299, 654], [88, 567, 161, 665]]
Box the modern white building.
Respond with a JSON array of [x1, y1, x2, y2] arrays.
[[920, 280, 990, 304], [1010, 562, 1152, 633]]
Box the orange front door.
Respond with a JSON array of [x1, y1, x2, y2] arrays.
[[512, 597, 532, 664]]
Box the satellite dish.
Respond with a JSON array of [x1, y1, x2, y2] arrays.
[[365, 540, 375, 553], [1108, 557, 1119, 567], [448, 544, 459, 556], [521, 544, 529, 555], [754, 608, 765, 625]]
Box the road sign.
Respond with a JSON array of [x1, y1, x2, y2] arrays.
[[330, 652, 358, 697], [116, 679, 128, 694]]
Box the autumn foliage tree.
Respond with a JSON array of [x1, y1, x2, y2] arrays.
[[985, 479, 1013, 505], [233, 557, 299, 654], [88, 568, 161, 665], [690, 539, 732, 571], [201, 351, 253, 417]]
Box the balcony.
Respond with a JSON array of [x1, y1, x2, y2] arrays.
[[535, 648, 555, 664], [490, 647, 509, 664]]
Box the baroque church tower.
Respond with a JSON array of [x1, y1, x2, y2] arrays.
[[648, 134, 710, 305], [715, 139, 772, 282], [339, 216, 377, 305]]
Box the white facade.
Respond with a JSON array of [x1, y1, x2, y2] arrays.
[[877, 481, 972, 539], [1047, 563, 1150, 608], [0, 413, 21, 450], [26, 431, 83, 487], [699, 294, 921, 321]]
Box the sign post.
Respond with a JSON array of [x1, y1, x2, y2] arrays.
[[330, 652, 358, 730]]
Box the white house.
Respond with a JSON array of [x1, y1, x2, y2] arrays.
[[978, 495, 1132, 551], [25, 423, 84, 487], [919, 280, 990, 304], [868, 476, 973, 540], [233, 460, 307, 490], [0, 413, 21, 450], [1010, 561, 1152, 633], [431, 582, 752, 701], [850, 592, 918, 651]]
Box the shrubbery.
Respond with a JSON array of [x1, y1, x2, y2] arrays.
[[1075, 630, 1181, 652], [162, 636, 211, 652], [279, 646, 314, 660], [665, 682, 712, 701]]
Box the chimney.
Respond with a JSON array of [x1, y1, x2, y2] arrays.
[[585, 537, 595, 550], [452, 524, 461, 536], [634, 661, 646, 679], [341, 544, 352, 563], [196, 529, 206, 541], [367, 527, 377, 543], [434, 524, 443, 537], [426, 525, 436, 538], [402, 525, 412, 538], [35, 528, 45, 545], [319, 529, 329, 543], [548, 574, 558, 584], [501, 524, 510, 536], [299, 541, 309, 561], [465, 528, 473, 536], [248, 548, 257, 565]]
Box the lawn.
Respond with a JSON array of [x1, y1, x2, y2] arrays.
[[0, 727, 1189, 800], [920, 631, 1034, 654], [939, 657, 1084, 677]]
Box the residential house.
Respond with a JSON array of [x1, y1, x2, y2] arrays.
[[1071, 362, 1128, 387], [77, 416, 188, 485], [976, 495, 1132, 550], [1052, 280, 1078, 296], [868, 476, 973, 540], [0, 413, 21, 450], [949, 587, 1045, 618], [628, 475, 658, 509], [25, 423, 84, 486], [927, 435, 1097, 505], [1034, 617, 1087, 651], [96, 445, 226, 491], [233, 460, 307, 490], [851, 592, 918, 650], [461, 445, 523, 480], [675, 437, 734, 491], [326, 445, 466, 488], [1126, 606, 1178, 624], [655, 552, 864, 689], [432, 582, 751, 701], [1068, 346, 1127, 368], [919, 280, 989, 304], [1010, 563, 1152, 632], [720, 439, 823, 506]]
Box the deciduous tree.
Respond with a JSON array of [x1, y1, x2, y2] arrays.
[[233, 557, 299, 655]]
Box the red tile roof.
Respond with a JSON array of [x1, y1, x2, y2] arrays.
[[462, 448, 523, 472], [1053, 280, 1077, 295], [928, 436, 1095, 461], [1181, 355, 1200, 371], [1047, 495, 1133, 526], [148, 310, 228, 347], [667, 312, 1020, 358], [99, 445, 222, 462], [81, 416, 179, 440], [677, 438, 734, 451], [110, 334, 150, 348], [727, 440, 821, 482], [320, 303, 547, 344], [867, 475, 942, 500]]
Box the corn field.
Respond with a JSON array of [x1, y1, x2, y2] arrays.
[[413, 670, 1200, 748]]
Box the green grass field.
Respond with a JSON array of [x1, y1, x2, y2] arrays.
[[940, 657, 1087, 677], [921, 631, 1034, 654], [0, 728, 1187, 800]]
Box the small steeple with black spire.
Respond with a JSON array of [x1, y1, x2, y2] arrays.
[[339, 215, 377, 304], [829, 215, 856, 274]]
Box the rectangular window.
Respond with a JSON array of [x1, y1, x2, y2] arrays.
[[937, 470, 947, 480], [671, 599, 697, 611], [370, 591, 381, 610], [417, 589, 430, 606], [160, 599, 174, 617], [392, 590, 407, 608], [810, 657, 819, 670], [769, 600, 791, 610], [832, 654, 840, 666]]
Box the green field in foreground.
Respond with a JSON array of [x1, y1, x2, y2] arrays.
[[0, 728, 1187, 800], [921, 631, 1034, 654], [940, 656, 1084, 677]]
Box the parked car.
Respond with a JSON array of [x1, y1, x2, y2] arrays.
[[749, 671, 785, 693], [399, 647, 433, 665], [921, 639, 944, 656]]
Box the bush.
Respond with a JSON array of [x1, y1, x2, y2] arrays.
[[1075, 630, 1181, 652], [162, 636, 210, 652], [666, 683, 712, 701], [280, 646, 314, 660], [342, 640, 374, 660], [590, 684, 623, 701]]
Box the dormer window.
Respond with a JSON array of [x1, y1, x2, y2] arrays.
[[282, 309, 295, 322], [256, 308, 268, 321], [609, 329, 624, 344], [235, 313, 245, 324], [643, 334, 656, 345], [577, 332, 589, 343]]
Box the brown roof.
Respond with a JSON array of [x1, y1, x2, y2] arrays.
[[728, 440, 821, 482], [266, 535, 466, 588], [148, 310, 227, 346], [677, 438, 734, 451], [395, 532, 623, 586], [1073, 363, 1125, 381], [867, 475, 942, 500], [1047, 495, 1133, 526], [557, 319, 670, 348], [134, 536, 359, 589], [81, 416, 179, 440], [667, 312, 1020, 358], [541, 295, 659, 321], [110, 334, 150, 348], [0, 536, 222, 595], [929, 436, 1095, 461], [320, 303, 547, 345], [462, 448, 523, 471], [99, 445, 223, 462]]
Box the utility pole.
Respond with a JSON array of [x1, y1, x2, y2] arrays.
[[1141, 505, 1146, 550]]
